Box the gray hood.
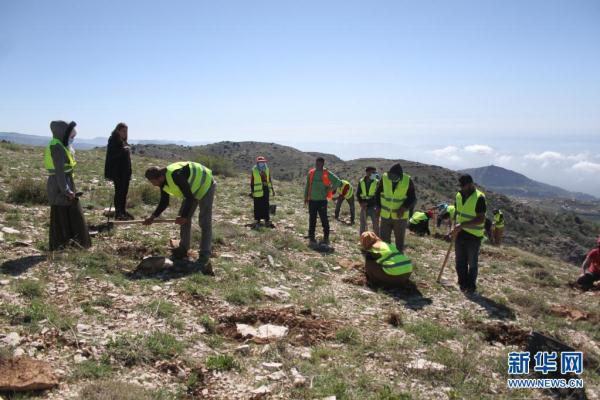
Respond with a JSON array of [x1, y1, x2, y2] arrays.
[[50, 120, 76, 146]]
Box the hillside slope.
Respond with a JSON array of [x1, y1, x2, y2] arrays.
[[129, 143, 600, 265], [0, 142, 598, 399], [461, 165, 597, 201]]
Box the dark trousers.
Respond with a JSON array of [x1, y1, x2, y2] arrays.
[[408, 220, 430, 236], [577, 272, 600, 290], [454, 234, 481, 291], [308, 200, 329, 240], [334, 195, 355, 223], [253, 186, 270, 221], [113, 175, 131, 215]]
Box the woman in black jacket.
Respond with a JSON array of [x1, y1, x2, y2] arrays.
[[104, 122, 133, 220]]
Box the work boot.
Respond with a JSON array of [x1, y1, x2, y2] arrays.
[[321, 236, 330, 246], [265, 220, 275, 228], [115, 212, 128, 221], [309, 237, 317, 245], [125, 211, 135, 221]]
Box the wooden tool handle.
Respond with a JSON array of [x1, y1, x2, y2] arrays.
[[436, 240, 454, 283], [110, 219, 178, 225]]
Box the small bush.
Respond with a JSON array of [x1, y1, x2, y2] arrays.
[[146, 332, 184, 359], [205, 354, 239, 371], [15, 279, 45, 299], [405, 321, 458, 345], [224, 285, 262, 305], [107, 332, 184, 366], [0, 300, 74, 332], [129, 183, 161, 206], [72, 357, 113, 379], [8, 178, 47, 205], [199, 314, 216, 334], [143, 300, 176, 319], [79, 381, 155, 400], [335, 327, 362, 345], [195, 153, 235, 177]]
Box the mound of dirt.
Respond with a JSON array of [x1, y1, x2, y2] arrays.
[[0, 357, 58, 392], [467, 321, 531, 347], [342, 273, 367, 286], [217, 307, 338, 345]]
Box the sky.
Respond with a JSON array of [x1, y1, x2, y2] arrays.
[[1, 0, 599, 195]]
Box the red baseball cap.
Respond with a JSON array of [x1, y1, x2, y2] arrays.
[[256, 156, 267, 162]]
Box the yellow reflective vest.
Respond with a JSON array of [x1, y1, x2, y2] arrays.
[[456, 189, 486, 238], [380, 173, 410, 220], [409, 211, 428, 225], [494, 210, 504, 229], [336, 180, 354, 200], [163, 162, 213, 200], [251, 166, 272, 198], [370, 242, 413, 276], [359, 177, 378, 201], [44, 138, 76, 175]]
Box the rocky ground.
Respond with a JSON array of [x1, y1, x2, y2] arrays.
[[0, 142, 599, 399]]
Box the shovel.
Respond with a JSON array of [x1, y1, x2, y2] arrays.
[[436, 240, 454, 284], [90, 219, 178, 233]]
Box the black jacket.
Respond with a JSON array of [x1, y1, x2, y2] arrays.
[[104, 134, 132, 181]]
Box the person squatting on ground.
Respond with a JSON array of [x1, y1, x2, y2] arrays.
[[360, 231, 413, 288], [577, 236, 600, 290]]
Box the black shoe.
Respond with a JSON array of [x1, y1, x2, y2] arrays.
[[321, 238, 330, 246], [171, 247, 189, 260], [125, 211, 135, 220], [115, 213, 128, 221], [265, 221, 275, 228], [309, 237, 317, 245]]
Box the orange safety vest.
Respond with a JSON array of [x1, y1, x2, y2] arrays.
[[308, 168, 333, 201]]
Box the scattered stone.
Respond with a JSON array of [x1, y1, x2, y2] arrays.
[[267, 255, 275, 267], [76, 323, 90, 332], [3, 332, 20, 346], [261, 362, 283, 370], [151, 285, 162, 292], [261, 286, 290, 301], [407, 358, 447, 371], [256, 324, 289, 339], [0, 280, 10, 286], [291, 368, 307, 387], [12, 240, 32, 247], [236, 323, 258, 338], [1, 227, 20, 235], [0, 231, 4, 242], [320, 396, 337, 400], [267, 370, 286, 381], [13, 348, 25, 357], [235, 345, 251, 355], [0, 357, 58, 391], [73, 354, 87, 364]]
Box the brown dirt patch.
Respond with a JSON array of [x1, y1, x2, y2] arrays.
[[467, 321, 530, 346], [0, 357, 58, 391], [217, 307, 338, 345], [342, 273, 367, 286], [115, 244, 152, 259]]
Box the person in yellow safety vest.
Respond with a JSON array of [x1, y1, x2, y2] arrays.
[[436, 203, 456, 231], [408, 210, 433, 236], [360, 231, 413, 288], [334, 179, 355, 225], [375, 164, 416, 252], [143, 162, 216, 273], [450, 174, 487, 294], [492, 209, 505, 246], [45, 120, 91, 251], [250, 156, 275, 228], [357, 166, 380, 235]]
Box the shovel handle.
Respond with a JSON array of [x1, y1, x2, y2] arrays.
[[437, 240, 454, 283], [110, 219, 178, 226]]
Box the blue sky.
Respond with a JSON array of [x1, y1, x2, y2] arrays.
[[1, 1, 599, 195]]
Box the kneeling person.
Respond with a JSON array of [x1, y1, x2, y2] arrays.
[[360, 231, 413, 288], [577, 236, 600, 291], [408, 210, 432, 236], [144, 162, 216, 268]]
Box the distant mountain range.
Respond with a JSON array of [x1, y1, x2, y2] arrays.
[[0, 132, 207, 150], [461, 165, 597, 201]]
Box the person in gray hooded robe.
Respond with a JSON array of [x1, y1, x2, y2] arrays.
[[45, 120, 91, 250]]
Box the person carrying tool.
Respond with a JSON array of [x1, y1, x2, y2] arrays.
[[375, 163, 416, 252], [492, 209, 505, 245], [450, 174, 486, 294], [360, 231, 413, 288], [334, 179, 355, 225], [250, 156, 275, 228], [143, 162, 215, 271], [576, 236, 600, 290], [357, 166, 380, 235], [408, 210, 433, 236], [45, 120, 92, 251], [104, 122, 134, 221], [304, 157, 342, 245]]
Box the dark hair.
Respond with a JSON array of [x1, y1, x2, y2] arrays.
[[145, 166, 165, 180], [389, 163, 403, 176], [110, 122, 128, 140], [316, 157, 325, 163], [366, 166, 376, 172], [459, 174, 474, 186]]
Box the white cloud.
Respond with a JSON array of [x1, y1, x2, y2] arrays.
[[495, 154, 512, 163], [464, 144, 494, 155], [429, 146, 462, 162], [571, 161, 600, 173], [524, 151, 565, 162]]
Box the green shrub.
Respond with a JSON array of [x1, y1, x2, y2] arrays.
[[128, 183, 161, 206], [199, 314, 216, 333], [195, 153, 235, 177], [404, 321, 458, 345], [8, 178, 47, 205], [79, 381, 157, 400], [205, 354, 239, 371], [107, 332, 184, 366], [72, 357, 113, 379], [335, 327, 362, 345], [15, 279, 45, 299]]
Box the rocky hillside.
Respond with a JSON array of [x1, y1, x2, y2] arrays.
[[461, 165, 597, 201], [129, 143, 600, 265], [0, 142, 599, 400]]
